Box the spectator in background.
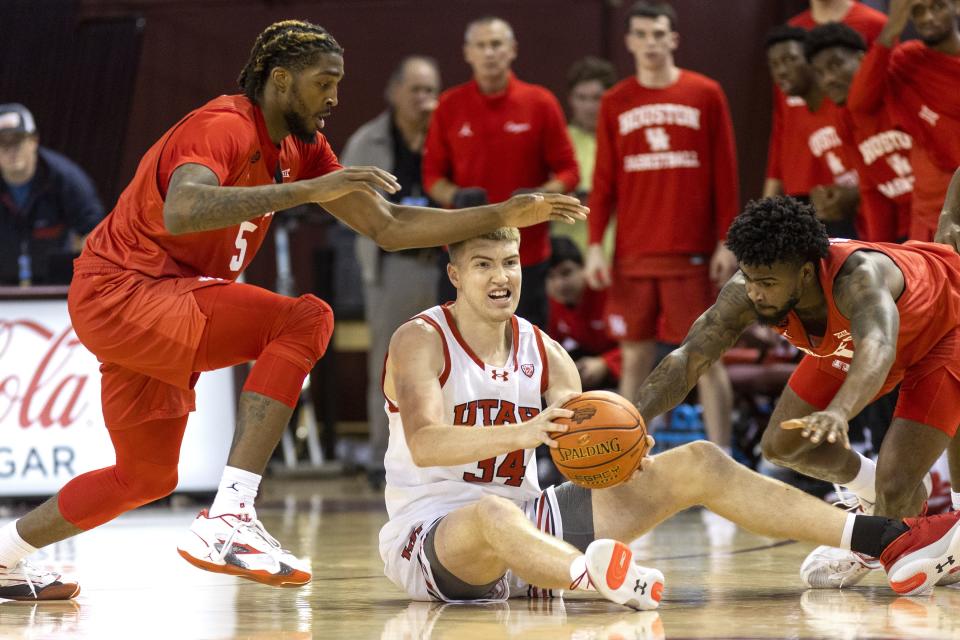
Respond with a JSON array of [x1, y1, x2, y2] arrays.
[[806, 23, 914, 242], [0, 103, 104, 286], [340, 56, 442, 489], [546, 236, 620, 390], [423, 16, 579, 328], [763, 26, 859, 238], [789, 0, 888, 46], [586, 1, 737, 454], [853, 0, 960, 242], [556, 56, 618, 252]]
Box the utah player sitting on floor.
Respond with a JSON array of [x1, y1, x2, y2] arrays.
[[378, 226, 960, 610], [0, 20, 588, 601], [633, 195, 960, 589]]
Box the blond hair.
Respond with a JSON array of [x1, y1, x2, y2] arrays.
[[448, 227, 521, 263]]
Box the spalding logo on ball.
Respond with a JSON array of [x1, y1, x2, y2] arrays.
[[550, 390, 649, 489]]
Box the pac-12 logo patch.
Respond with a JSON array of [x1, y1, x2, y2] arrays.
[[521, 364, 535, 378]]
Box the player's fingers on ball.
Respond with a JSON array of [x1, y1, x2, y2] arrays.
[[645, 435, 655, 448], [546, 421, 568, 433]]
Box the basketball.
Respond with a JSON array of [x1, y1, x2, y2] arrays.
[[549, 390, 649, 489]]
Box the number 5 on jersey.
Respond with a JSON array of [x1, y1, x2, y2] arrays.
[[229, 221, 258, 271]]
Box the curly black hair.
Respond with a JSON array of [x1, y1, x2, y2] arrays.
[[725, 197, 829, 267], [764, 24, 808, 52], [804, 22, 865, 62]]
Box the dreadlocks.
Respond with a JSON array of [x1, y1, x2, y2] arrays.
[[238, 20, 344, 101], [726, 196, 829, 267]]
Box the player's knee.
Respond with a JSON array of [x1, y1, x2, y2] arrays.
[[280, 294, 334, 364], [681, 439, 726, 465], [475, 495, 523, 525], [119, 466, 179, 505], [760, 423, 803, 466], [875, 469, 922, 514]]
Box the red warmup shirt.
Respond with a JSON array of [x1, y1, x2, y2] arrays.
[[422, 73, 579, 266], [789, 1, 887, 47], [81, 95, 342, 279], [849, 42, 960, 238], [774, 239, 960, 397], [767, 95, 850, 195], [588, 71, 739, 276], [548, 286, 621, 380], [834, 105, 913, 242]]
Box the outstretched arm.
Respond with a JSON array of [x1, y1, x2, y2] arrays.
[[935, 168, 960, 252], [635, 276, 756, 423]]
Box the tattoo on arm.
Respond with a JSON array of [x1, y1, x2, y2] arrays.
[[164, 164, 309, 234], [636, 277, 755, 422]]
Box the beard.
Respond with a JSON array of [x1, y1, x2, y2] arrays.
[[754, 295, 800, 327], [283, 84, 318, 144], [920, 28, 954, 47]]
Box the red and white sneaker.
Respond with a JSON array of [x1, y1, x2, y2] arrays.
[[0, 560, 80, 601], [584, 539, 665, 611], [177, 509, 311, 587], [881, 511, 960, 596]]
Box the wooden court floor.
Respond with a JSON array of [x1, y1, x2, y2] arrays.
[[1, 476, 958, 639]]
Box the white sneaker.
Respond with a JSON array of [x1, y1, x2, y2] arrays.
[[0, 560, 80, 601], [584, 539, 665, 610], [801, 545, 879, 589], [177, 509, 311, 587]]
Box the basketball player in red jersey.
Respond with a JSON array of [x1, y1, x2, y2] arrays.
[[380, 227, 960, 609], [0, 20, 587, 601], [632, 196, 960, 590]]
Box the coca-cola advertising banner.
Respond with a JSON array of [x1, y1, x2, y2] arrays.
[[0, 300, 233, 496]]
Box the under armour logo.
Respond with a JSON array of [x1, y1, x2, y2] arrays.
[[491, 370, 509, 381], [936, 555, 955, 574], [634, 579, 647, 594]]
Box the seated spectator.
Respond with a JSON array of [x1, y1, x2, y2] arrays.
[[0, 103, 104, 285], [546, 236, 620, 390]]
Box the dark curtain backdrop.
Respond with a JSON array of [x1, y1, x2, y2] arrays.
[[0, 0, 143, 206]]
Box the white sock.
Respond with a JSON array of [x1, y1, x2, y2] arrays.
[[839, 513, 856, 551], [0, 520, 38, 569], [209, 466, 261, 518], [842, 452, 877, 505], [952, 490, 960, 511], [568, 555, 594, 591]]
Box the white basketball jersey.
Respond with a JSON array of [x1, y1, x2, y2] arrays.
[[379, 304, 548, 547]]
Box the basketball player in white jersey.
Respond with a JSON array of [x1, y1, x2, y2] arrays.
[[378, 227, 960, 609]]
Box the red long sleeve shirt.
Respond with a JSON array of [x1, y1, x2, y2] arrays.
[[766, 95, 848, 195], [548, 287, 621, 381], [422, 73, 579, 265], [850, 42, 960, 238], [789, 1, 887, 47], [588, 71, 739, 276]]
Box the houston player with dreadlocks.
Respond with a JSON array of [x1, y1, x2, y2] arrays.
[[0, 20, 587, 600]]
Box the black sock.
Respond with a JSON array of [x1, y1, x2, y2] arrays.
[[850, 515, 909, 558]]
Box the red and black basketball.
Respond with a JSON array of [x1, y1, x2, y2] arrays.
[[550, 390, 649, 489]]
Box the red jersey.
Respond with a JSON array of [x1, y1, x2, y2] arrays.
[[767, 95, 852, 195], [80, 95, 342, 279], [789, 2, 887, 47], [588, 71, 739, 276], [422, 73, 579, 266], [773, 239, 960, 397], [548, 287, 621, 380], [834, 106, 912, 242], [850, 42, 960, 237]]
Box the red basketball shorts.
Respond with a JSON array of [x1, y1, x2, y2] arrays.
[[605, 268, 714, 344]]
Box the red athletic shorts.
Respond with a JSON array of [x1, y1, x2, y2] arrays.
[[605, 267, 714, 344], [787, 327, 960, 436]]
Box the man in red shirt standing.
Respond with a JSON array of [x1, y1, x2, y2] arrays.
[[422, 16, 580, 329], [789, 0, 888, 47], [806, 23, 914, 242], [850, 0, 960, 241], [0, 20, 587, 601], [586, 1, 738, 453]]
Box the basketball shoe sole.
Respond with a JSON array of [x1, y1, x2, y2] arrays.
[[881, 511, 960, 596], [584, 539, 664, 610]]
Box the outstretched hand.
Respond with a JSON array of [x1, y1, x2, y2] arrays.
[[781, 411, 850, 449], [309, 166, 401, 203], [501, 193, 588, 228]]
